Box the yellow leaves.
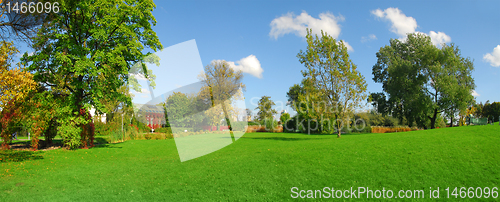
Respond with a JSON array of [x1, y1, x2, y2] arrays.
[[0, 41, 38, 109], [0, 41, 18, 69]]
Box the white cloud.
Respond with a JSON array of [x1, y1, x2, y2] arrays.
[[372, 8, 451, 47], [175, 84, 183, 88], [270, 11, 344, 39], [270, 11, 353, 52], [428, 31, 451, 47], [134, 88, 149, 94], [483, 45, 500, 67], [130, 73, 147, 81], [361, 34, 377, 42], [226, 55, 264, 79], [472, 90, 480, 97], [339, 41, 354, 52], [371, 8, 417, 38]]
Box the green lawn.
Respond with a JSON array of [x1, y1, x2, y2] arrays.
[[1, 125, 499, 201]]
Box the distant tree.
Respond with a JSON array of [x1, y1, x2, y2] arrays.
[[164, 92, 191, 128], [372, 33, 475, 129], [246, 108, 252, 121], [280, 112, 291, 125], [198, 60, 245, 142], [483, 102, 500, 123], [297, 29, 367, 137], [255, 96, 277, 122], [20, 0, 162, 148]]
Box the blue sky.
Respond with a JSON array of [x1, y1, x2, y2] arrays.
[[130, 0, 499, 116], [14, 1, 500, 116]]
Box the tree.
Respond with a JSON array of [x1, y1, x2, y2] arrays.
[[372, 33, 475, 129], [198, 60, 245, 142], [286, 83, 305, 111], [483, 102, 500, 123], [20, 0, 162, 148], [280, 112, 290, 125], [0, 41, 37, 110], [164, 92, 191, 128], [297, 29, 368, 137], [255, 96, 277, 122], [0, 41, 38, 149], [246, 108, 252, 121]]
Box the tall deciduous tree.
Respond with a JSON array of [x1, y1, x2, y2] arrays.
[[255, 96, 277, 122], [21, 0, 162, 148], [297, 29, 367, 138], [198, 60, 245, 142], [372, 33, 475, 129]]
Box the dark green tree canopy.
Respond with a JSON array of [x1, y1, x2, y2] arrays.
[[371, 33, 475, 128]]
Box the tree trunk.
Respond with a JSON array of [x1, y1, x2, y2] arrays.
[[430, 108, 438, 129], [208, 86, 235, 142], [221, 103, 235, 143], [336, 117, 341, 138]]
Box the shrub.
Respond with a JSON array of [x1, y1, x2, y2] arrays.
[[247, 121, 261, 126], [155, 127, 172, 134], [371, 126, 413, 133], [283, 117, 297, 133]]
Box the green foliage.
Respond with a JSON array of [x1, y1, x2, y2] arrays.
[[482, 102, 500, 122], [255, 96, 277, 122], [262, 117, 278, 132], [279, 112, 290, 125], [20, 0, 162, 149], [286, 84, 305, 111], [131, 116, 150, 133], [155, 127, 172, 134], [163, 92, 206, 129], [355, 112, 400, 127], [371, 33, 475, 129], [296, 28, 368, 137], [229, 121, 247, 132]]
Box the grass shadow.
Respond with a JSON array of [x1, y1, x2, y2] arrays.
[[92, 139, 124, 149], [0, 150, 44, 163], [240, 137, 327, 141]]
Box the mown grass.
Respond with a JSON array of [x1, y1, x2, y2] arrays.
[[0, 125, 499, 201]]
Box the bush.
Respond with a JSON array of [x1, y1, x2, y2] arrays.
[[371, 126, 414, 133], [247, 121, 261, 126], [283, 116, 298, 133], [230, 121, 248, 132], [155, 127, 172, 134], [383, 116, 399, 127]]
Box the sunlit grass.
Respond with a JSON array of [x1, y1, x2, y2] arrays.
[[0, 125, 499, 201]]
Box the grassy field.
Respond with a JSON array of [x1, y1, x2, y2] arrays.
[[1, 125, 499, 201]]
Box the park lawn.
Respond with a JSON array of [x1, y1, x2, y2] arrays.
[[1, 125, 499, 201]]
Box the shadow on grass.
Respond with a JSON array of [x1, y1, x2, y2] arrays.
[[239, 137, 327, 141], [0, 150, 44, 163], [93, 138, 123, 149]]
